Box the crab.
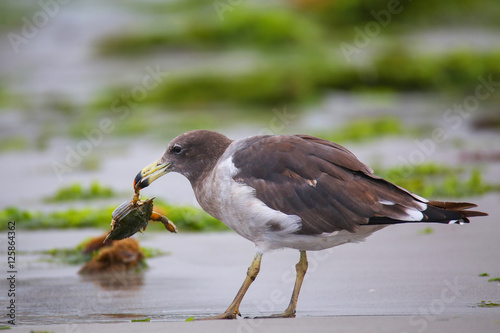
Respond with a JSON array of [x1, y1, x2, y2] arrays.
[[105, 194, 177, 242]]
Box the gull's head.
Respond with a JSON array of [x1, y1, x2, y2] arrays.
[[133, 130, 233, 190]]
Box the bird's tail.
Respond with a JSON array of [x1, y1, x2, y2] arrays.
[[422, 200, 488, 224], [368, 200, 488, 225]]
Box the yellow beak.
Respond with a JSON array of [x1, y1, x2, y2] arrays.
[[133, 159, 171, 191]]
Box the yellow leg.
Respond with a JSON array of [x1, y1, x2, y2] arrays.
[[257, 250, 308, 318], [281, 250, 308, 317], [199, 252, 262, 320]]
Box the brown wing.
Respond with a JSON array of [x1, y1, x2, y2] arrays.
[[231, 135, 486, 235]]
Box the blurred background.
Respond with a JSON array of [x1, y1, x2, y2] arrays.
[[1, 0, 500, 324], [1, 0, 500, 213]]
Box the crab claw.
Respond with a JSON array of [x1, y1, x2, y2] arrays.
[[150, 211, 178, 233]]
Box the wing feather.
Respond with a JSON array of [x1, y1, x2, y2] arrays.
[[231, 135, 485, 234]]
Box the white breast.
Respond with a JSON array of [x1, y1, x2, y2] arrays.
[[194, 152, 302, 250]]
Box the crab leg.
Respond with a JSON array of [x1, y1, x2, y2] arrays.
[[150, 211, 178, 233]]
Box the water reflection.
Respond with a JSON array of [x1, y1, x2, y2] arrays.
[[80, 271, 144, 290]]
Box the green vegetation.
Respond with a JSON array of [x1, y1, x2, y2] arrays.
[[294, 0, 500, 30], [419, 227, 434, 235], [369, 49, 500, 92], [316, 116, 407, 144], [0, 136, 29, 152], [0, 85, 16, 108], [90, 51, 327, 110], [101, 0, 500, 56], [185, 316, 195, 322], [0, 199, 228, 232], [42, 239, 91, 265], [92, 0, 500, 111], [0, 1, 39, 30], [44, 182, 115, 202], [80, 155, 102, 172], [90, 49, 500, 111], [479, 273, 490, 277], [488, 277, 500, 282], [374, 163, 500, 199], [143, 64, 319, 108], [478, 300, 500, 308], [131, 318, 151, 322], [97, 7, 322, 55], [0, 206, 111, 230]]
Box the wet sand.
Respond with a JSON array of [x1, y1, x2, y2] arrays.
[[9, 315, 500, 333], [3, 194, 499, 331]]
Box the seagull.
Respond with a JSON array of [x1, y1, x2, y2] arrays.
[[133, 130, 487, 319]]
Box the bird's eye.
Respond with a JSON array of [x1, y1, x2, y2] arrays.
[[171, 145, 183, 154]]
